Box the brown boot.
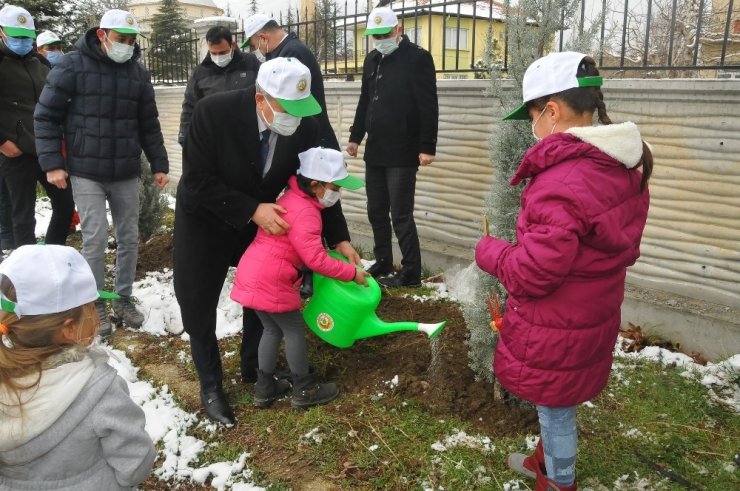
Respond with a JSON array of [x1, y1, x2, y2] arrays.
[[507, 439, 544, 479]]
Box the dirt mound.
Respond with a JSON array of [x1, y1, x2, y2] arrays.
[[136, 233, 174, 280]]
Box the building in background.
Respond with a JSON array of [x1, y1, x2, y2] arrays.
[[127, 0, 224, 37]]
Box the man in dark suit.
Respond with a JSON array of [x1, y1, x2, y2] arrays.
[[174, 57, 360, 424]]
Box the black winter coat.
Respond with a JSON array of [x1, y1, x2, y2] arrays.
[[178, 48, 260, 144], [266, 32, 339, 150], [349, 36, 438, 167], [175, 87, 350, 269], [34, 28, 168, 181], [0, 42, 49, 156]]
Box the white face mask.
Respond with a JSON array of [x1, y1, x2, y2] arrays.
[[318, 187, 341, 207], [531, 107, 547, 141], [254, 37, 268, 62], [374, 36, 399, 56], [104, 34, 134, 63], [211, 49, 233, 68], [259, 99, 301, 136]]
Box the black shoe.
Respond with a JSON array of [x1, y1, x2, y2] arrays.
[[366, 261, 394, 278], [241, 367, 258, 384], [200, 388, 235, 425], [254, 370, 292, 408], [291, 373, 339, 409], [378, 273, 422, 288]]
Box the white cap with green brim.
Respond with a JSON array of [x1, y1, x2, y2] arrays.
[[240, 13, 271, 49], [0, 5, 36, 39], [257, 57, 321, 117], [0, 244, 119, 317], [37, 30, 61, 47], [298, 147, 365, 190], [503, 51, 603, 121], [364, 7, 397, 36], [100, 9, 140, 35]]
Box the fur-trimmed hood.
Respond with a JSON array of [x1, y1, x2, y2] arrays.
[[511, 122, 645, 185]]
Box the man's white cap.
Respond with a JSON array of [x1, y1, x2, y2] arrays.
[[0, 245, 118, 317], [364, 6, 397, 36], [241, 13, 271, 48], [504, 51, 603, 120], [100, 9, 140, 35], [37, 30, 61, 47], [0, 4, 36, 39], [257, 57, 321, 117], [298, 148, 364, 190]]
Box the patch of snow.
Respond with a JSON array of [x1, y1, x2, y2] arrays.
[[192, 453, 260, 491], [524, 435, 539, 451], [430, 429, 494, 454], [503, 480, 526, 490], [368, 444, 379, 451], [623, 428, 643, 438], [301, 427, 325, 445], [385, 375, 399, 388]]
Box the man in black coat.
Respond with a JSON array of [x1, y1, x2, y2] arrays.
[[347, 6, 438, 288], [241, 14, 339, 150], [174, 57, 360, 424], [178, 26, 260, 145]]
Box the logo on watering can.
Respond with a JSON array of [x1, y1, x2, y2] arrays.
[[316, 312, 334, 332]]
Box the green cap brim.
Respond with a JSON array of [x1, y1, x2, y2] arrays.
[[2, 26, 36, 39], [112, 28, 139, 35], [333, 174, 364, 190], [364, 26, 393, 36], [275, 95, 321, 117], [503, 76, 604, 121], [240, 37, 251, 49], [98, 290, 121, 300]]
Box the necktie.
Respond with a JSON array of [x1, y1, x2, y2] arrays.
[[259, 129, 271, 175]]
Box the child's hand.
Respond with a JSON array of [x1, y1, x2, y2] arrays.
[[353, 267, 370, 286]]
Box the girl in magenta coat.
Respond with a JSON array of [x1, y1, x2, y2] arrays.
[[475, 53, 652, 490], [231, 147, 368, 409]]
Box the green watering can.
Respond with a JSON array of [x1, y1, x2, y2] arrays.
[[303, 252, 446, 348]]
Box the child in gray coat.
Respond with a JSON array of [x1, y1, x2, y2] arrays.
[[0, 244, 156, 490]]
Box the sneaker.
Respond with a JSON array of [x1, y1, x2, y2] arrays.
[[291, 373, 339, 409], [95, 300, 113, 338], [112, 296, 145, 329]]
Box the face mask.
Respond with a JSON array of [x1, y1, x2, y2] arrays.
[[531, 107, 547, 141], [254, 49, 266, 63], [260, 100, 301, 136], [46, 50, 64, 66], [374, 36, 399, 56], [255, 37, 269, 61], [211, 49, 232, 68], [104, 34, 134, 63], [319, 187, 341, 207], [4, 36, 33, 56]]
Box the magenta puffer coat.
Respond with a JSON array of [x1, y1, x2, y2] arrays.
[[475, 122, 650, 407], [231, 176, 357, 313]]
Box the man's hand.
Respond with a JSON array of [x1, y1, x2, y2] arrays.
[[334, 240, 361, 266], [419, 153, 435, 166], [252, 203, 290, 235], [353, 267, 370, 286], [47, 169, 69, 189], [0, 140, 22, 158], [346, 142, 359, 157], [153, 172, 169, 189]]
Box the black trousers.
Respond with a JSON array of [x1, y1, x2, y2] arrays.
[[173, 204, 262, 392], [0, 154, 74, 246], [365, 165, 421, 283]]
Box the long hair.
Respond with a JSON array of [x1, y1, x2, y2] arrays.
[[0, 275, 84, 411], [526, 56, 653, 191]]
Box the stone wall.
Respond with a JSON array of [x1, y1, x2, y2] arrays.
[[154, 78, 740, 309]]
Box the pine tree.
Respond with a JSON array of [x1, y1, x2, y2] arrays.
[[138, 155, 168, 243], [148, 0, 195, 83], [150, 0, 188, 40], [464, 0, 603, 391], [249, 0, 259, 15]]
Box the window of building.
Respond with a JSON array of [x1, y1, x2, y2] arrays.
[[406, 27, 423, 44], [445, 27, 468, 50]]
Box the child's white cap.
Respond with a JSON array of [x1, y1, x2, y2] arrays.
[[0, 4, 36, 39], [36, 30, 61, 47], [503, 51, 603, 121], [240, 13, 271, 48], [100, 9, 139, 35], [364, 7, 398, 36], [0, 245, 118, 317], [298, 148, 364, 190], [257, 57, 321, 117]]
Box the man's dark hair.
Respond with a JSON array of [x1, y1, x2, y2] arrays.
[[206, 26, 233, 45], [259, 20, 281, 33]]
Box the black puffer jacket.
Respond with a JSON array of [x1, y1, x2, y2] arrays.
[[178, 49, 260, 144], [34, 28, 168, 180], [0, 42, 49, 155]]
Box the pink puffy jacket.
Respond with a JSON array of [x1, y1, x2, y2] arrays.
[[475, 123, 650, 407], [231, 176, 357, 313]]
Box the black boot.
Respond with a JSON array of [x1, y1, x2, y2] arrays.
[[254, 370, 291, 408], [291, 373, 339, 409], [200, 387, 235, 425], [366, 260, 394, 278]]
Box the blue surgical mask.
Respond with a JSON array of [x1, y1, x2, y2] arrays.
[[46, 50, 64, 66], [4, 36, 34, 56]]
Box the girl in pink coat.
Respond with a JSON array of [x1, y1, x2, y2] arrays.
[[231, 147, 368, 410], [475, 52, 652, 490]]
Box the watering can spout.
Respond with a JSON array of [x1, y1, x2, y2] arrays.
[[355, 316, 446, 342]]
